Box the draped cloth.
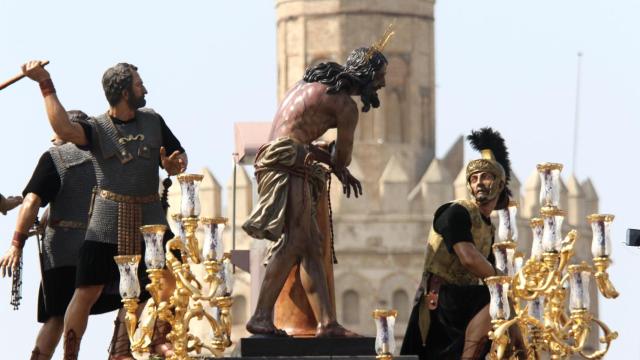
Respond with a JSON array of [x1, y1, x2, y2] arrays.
[[242, 137, 327, 264]]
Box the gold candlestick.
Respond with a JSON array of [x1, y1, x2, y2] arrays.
[[182, 216, 201, 264], [484, 163, 619, 359], [115, 173, 235, 359]]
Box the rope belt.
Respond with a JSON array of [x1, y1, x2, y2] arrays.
[[255, 158, 337, 264]]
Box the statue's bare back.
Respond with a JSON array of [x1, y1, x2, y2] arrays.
[[269, 81, 357, 144]]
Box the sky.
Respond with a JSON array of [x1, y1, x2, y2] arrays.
[[0, 0, 639, 359]]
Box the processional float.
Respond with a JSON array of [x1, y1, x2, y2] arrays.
[[114, 173, 234, 360], [486, 163, 618, 359]]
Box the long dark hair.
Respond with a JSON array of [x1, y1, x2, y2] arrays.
[[303, 47, 387, 112]]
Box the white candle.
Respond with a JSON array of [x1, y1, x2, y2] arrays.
[[141, 225, 167, 270], [588, 214, 614, 258], [114, 255, 141, 299], [568, 264, 591, 310]]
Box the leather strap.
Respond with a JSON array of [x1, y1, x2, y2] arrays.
[[98, 188, 159, 204], [425, 273, 447, 310]]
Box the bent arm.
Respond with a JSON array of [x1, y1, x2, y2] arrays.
[[43, 94, 87, 145], [453, 242, 496, 279], [21, 61, 87, 145]]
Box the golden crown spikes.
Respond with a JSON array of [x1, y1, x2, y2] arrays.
[[366, 22, 395, 60]]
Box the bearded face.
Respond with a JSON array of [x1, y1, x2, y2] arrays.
[[469, 171, 502, 205], [359, 83, 381, 113], [359, 63, 387, 113], [125, 70, 147, 110], [127, 90, 146, 109]]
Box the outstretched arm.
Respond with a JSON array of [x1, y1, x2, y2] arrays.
[[0, 193, 42, 277], [21, 61, 87, 146]]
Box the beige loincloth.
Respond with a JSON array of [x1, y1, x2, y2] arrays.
[[241, 137, 327, 264]]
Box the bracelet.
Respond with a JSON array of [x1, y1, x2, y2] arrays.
[[39, 79, 56, 97], [11, 231, 28, 249]]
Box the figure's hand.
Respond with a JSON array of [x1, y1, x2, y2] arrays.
[[21, 60, 50, 83], [160, 147, 186, 176], [334, 168, 362, 198], [0, 195, 23, 215], [0, 245, 22, 278]]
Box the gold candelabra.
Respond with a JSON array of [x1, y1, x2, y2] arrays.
[[486, 163, 618, 360], [114, 173, 234, 360]]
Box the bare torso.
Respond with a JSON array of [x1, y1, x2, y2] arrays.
[[269, 81, 357, 144]]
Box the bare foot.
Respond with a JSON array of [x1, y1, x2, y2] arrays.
[[246, 315, 289, 337], [316, 322, 361, 337]]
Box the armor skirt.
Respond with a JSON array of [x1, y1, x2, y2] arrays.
[[37, 266, 122, 323], [400, 284, 491, 360], [75, 229, 176, 302]]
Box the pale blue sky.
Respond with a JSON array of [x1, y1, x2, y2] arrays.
[[1, 0, 638, 358]]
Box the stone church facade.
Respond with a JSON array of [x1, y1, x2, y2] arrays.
[[167, 0, 601, 351]]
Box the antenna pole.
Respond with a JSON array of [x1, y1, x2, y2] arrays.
[[572, 52, 583, 175]]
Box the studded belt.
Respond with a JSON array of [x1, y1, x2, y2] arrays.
[[49, 220, 87, 230], [97, 188, 159, 204]]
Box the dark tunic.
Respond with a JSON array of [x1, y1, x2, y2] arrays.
[[75, 111, 182, 297], [400, 203, 494, 360], [23, 151, 121, 322]]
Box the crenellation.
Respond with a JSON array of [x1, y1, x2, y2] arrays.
[[200, 167, 222, 218], [521, 168, 541, 219], [566, 174, 585, 226], [453, 167, 469, 201]]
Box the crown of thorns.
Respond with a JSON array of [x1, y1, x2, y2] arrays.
[[366, 23, 395, 60]]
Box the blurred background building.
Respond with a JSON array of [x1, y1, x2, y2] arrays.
[[167, 0, 600, 351]]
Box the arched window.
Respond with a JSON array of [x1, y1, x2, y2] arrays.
[[342, 290, 360, 325], [392, 289, 410, 322], [232, 295, 247, 325]]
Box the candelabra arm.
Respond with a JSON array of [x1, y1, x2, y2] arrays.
[[216, 296, 234, 347], [198, 261, 222, 302], [544, 310, 590, 356], [130, 302, 158, 353], [146, 269, 164, 305], [489, 318, 519, 360], [557, 230, 578, 273], [578, 317, 618, 360], [512, 271, 542, 301], [165, 238, 204, 298], [529, 269, 557, 293], [182, 217, 202, 264], [175, 269, 203, 298], [595, 272, 619, 299], [121, 298, 139, 349], [593, 257, 619, 299]]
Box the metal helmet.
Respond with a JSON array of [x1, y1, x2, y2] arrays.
[[465, 128, 512, 208]]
